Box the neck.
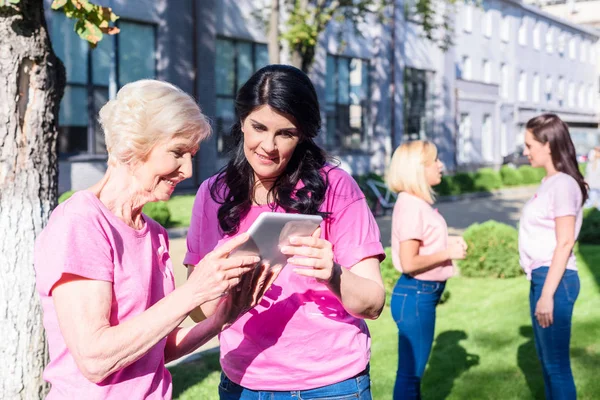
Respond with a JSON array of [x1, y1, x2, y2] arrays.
[[89, 164, 151, 229], [545, 161, 559, 177], [252, 174, 278, 205]]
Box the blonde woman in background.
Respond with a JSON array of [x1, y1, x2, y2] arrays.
[[386, 140, 467, 400], [585, 146, 600, 208]]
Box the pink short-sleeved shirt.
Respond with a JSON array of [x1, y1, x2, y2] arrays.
[[34, 191, 175, 399], [519, 172, 583, 279], [391, 192, 454, 282], [184, 166, 385, 391]]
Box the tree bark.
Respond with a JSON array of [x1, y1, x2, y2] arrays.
[[0, 0, 64, 398], [268, 0, 280, 64]]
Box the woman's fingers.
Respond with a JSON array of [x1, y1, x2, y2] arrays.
[[210, 232, 251, 259], [219, 255, 261, 270], [288, 235, 326, 248], [281, 245, 322, 258]]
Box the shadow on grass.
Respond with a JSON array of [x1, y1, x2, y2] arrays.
[[517, 325, 545, 400], [169, 351, 221, 398], [577, 244, 600, 292], [422, 330, 480, 400]]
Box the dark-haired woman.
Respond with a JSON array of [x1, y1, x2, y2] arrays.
[[185, 65, 385, 399], [519, 113, 588, 400]]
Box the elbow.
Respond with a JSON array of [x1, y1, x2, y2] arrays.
[[74, 348, 113, 384], [557, 238, 575, 251], [359, 289, 386, 320]]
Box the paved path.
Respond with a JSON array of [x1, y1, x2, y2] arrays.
[[167, 185, 538, 365]]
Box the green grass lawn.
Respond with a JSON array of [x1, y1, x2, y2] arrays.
[[166, 195, 196, 228], [169, 245, 600, 399]]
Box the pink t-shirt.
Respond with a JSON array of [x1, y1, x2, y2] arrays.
[[184, 166, 385, 391], [519, 172, 583, 279], [391, 192, 454, 282], [34, 191, 175, 399]]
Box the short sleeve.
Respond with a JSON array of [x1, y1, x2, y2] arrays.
[[35, 208, 114, 296], [392, 196, 425, 242], [551, 175, 582, 218], [324, 171, 385, 268], [184, 179, 222, 266]]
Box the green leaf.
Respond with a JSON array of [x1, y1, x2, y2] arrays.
[[51, 0, 67, 9]]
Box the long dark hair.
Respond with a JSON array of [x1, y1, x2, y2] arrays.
[[526, 113, 588, 204], [210, 64, 330, 235]]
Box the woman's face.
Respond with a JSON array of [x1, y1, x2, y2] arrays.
[[424, 156, 444, 187], [133, 136, 197, 202], [242, 105, 301, 181], [523, 129, 551, 169]]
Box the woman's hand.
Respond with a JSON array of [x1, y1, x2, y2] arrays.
[[215, 262, 283, 329], [446, 236, 467, 260], [535, 295, 554, 328], [280, 227, 340, 284], [183, 233, 261, 309]]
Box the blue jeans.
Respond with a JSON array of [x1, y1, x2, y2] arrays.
[[391, 274, 446, 400], [218, 368, 372, 399], [530, 267, 580, 400]]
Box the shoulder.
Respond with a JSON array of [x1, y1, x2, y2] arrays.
[[322, 165, 363, 198], [51, 191, 107, 227], [396, 192, 429, 208], [547, 173, 580, 192]]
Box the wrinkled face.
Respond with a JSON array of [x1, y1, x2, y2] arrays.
[[523, 129, 551, 168], [132, 136, 197, 202], [424, 156, 444, 187], [242, 105, 301, 181]]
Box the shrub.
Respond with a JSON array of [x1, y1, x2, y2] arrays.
[[381, 247, 400, 305], [143, 201, 171, 227], [58, 191, 75, 204], [453, 172, 476, 193], [579, 162, 587, 176], [500, 165, 523, 186], [518, 165, 542, 184], [458, 220, 522, 278], [580, 207, 600, 244], [436, 175, 460, 196], [474, 168, 502, 192]]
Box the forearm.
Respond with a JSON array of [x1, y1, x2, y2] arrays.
[[79, 287, 196, 382], [403, 250, 450, 275], [542, 242, 574, 298], [164, 315, 223, 363], [327, 265, 385, 320]]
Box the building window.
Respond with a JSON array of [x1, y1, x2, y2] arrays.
[[533, 21, 541, 50], [483, 10, 492, 38], [568, 81, 575, 107], [464, 4, 473, 33], [581, 41, 587, 63], [482, 114, 493, 162], [215, 38, 269, 153], [558, 76, 565, 107], [501, 15, 510, 42], [458, 113, 472, 164], [569, 37, 577, 60], [326, 55, 370, 150], [518, 18, 527, 46], [546, 27, 554, 53], [518, 71, 527, 102], [533, 73, 540, 103], [558, 33, 565, 57], [501, 63, 509, 99], [500, 122, 508, 157], [50, 12, 156, 156], [578, 84, 585, 107], [483, 59, 491, 83], [403, 68, 434, 142], [545, 76, 552, 103], [461, 56, 472, 80]]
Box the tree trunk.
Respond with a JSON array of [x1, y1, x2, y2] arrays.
[[268, 0, 280, 64], [0, 0, 64, 398]]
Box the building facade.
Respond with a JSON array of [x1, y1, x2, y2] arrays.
[[45, 0, 599, 193]]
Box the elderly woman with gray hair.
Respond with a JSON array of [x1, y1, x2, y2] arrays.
[[34, 80, 275, 399]]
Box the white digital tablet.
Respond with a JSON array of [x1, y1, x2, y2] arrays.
[[231, 212, 323, 268]]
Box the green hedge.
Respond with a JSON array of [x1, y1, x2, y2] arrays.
[[500, 166, 523, 186], [580, 207, 600, 245], [518, 165, 545, 184], [458, 220, 522, 278], [474, 168, 503, 191], [58, 190, 75, 203]]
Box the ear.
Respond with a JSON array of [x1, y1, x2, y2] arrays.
[[543, 142, 551, 154]]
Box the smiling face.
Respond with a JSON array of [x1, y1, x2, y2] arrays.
[[132, 136, 197, 202], [424, 156, 444, 187], [241, 105, 301, 182], [523, 129, 551, 169]]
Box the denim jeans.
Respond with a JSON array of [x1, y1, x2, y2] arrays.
[[530, 267, 580, 400], [391, 274, 446, 400], [218, 368, 372, 400]]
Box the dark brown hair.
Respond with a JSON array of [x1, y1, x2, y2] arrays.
[[526, 113, 588, 205]]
